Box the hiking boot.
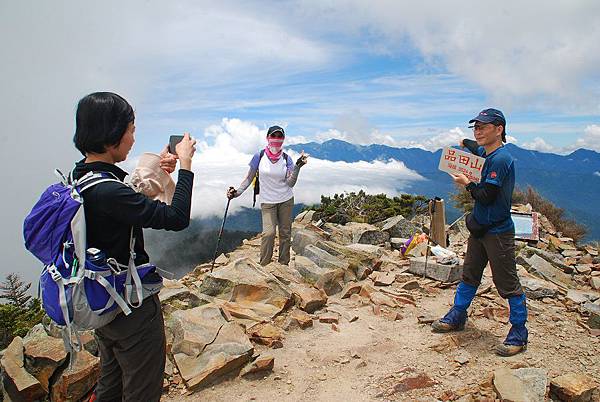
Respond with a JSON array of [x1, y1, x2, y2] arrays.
[[496, 343, 527, 356], [496, 323, 528, 356], [431, 307, 467, 333], [431, 319, 465, 333]]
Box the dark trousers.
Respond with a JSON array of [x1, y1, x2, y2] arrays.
[[462, 231, 523, 299], [95, 294, 166, 402]]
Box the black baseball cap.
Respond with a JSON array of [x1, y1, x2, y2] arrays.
[[267, 125, 285, 137], [469, 108, 507, 142]]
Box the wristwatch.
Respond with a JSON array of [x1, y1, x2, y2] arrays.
[[465, 182, 476, 191]]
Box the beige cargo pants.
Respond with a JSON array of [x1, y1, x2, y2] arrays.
[[260, 197, 294, 266]]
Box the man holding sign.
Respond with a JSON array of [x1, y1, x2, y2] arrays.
[[432, 109, 528, 357]]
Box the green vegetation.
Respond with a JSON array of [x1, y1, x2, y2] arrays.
[[512, 186, 587, 242], [0, 273, 44, 349], [304, 190, 428, 224]]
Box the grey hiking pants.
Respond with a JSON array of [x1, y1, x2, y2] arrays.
[[94, 294, 165, 402], [462, 231, 523, 299], [260, 196, 294, 266]]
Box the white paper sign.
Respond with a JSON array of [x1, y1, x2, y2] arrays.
[[438, 146, 485, 182]]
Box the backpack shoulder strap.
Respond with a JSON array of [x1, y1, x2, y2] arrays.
[[75, 171, 123, 193]]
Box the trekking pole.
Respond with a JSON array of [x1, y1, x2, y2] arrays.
[[210, 189, 234, 273], [448, 211, 468, 230], [423, 198, 436, 279]]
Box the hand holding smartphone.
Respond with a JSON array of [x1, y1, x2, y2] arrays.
[[168, 135, 185, 156]]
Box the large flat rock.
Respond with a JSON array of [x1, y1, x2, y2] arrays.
[[301, 244, 350, 272], [493, 367, 548, 402], [169, 305, 228, 356], [173, 321, 253, 391], [408, 257, 462, 283], [524, 254, 574, 288], [198, 258, 292, 316]]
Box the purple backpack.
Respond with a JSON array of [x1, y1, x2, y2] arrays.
[[23, 170, 162, 351]]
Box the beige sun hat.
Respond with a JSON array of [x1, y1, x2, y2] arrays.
[[130, 153, 176, 204]]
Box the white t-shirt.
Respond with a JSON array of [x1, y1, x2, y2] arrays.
[[249, 152, 294, 204]]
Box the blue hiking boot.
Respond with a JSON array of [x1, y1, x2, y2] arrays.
[[496, 294, 528, 356], [432, 282, 477, 333]]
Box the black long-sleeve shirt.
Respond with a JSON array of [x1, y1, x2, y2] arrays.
[[462, 139, 500, 205], [72, 160, 194, 267]]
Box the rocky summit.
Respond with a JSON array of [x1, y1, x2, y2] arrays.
[[2, 205, 599, 401]]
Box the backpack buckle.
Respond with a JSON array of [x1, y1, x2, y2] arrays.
[[47, 265, 63, 282]]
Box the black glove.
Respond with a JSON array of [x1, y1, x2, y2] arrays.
[[296, 155, 307, 168], [226, 186, 237, 199]]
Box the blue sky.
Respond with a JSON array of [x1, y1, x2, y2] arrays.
[[2, 0, 600, 283]]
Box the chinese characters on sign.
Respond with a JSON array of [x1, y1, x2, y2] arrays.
[[438, 146, 485, 182]]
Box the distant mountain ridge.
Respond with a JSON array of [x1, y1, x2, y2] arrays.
[[288, 139, 600, 241]]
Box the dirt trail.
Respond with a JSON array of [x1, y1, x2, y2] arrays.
[[164, 269, 600, 401]]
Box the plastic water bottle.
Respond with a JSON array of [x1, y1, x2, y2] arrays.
[[86, 248, 107, 266]]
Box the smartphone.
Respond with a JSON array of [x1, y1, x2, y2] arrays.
[[169, 135, 185, 155]]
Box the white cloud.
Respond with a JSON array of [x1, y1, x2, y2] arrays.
[[572, 125, 600, 152], [294, 1, 600, 111], [521, 137, 557, 153], [182, 119, 425, 218], [594, 171, 600, 177], [393, 127, 466, 151]]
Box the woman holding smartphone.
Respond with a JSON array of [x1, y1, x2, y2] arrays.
[[72, 92, 195, 401], [228, 125, 307, 266]]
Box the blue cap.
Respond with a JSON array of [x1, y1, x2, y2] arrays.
[[469, 108, 507, 142]]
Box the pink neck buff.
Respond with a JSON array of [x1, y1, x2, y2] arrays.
[[265, 137, 284, 162]]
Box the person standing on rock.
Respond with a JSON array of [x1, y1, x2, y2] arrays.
[[432, 108, 528, 357], [73, 92, 196, 401], [227, 125, 308, 266]]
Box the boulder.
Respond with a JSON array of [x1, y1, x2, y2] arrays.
[[159, 280, 203, 308], [23, 324, 68, 392], [215, 253, 229, 265], [240, 356, 275, 377], [518, 266, 559, 299], [248, 323, 284, 348], [198, 258, 292, 317], [301, 245, 350, 272], [293, 256, 344, 295], [566, 290, 599, 305], [356, 230, 389, 245], [373, 272, 395, 286], [173, 321, 253, 391], [220, 300, 282, 324], [523, 254, 574, 288], [284, 309, 313, 330], [550, 373, 598, 402], [50, 350, 100, 402], [408, 257, 462, 283], [582, 302, 600, 329], [318, 313, 339, 324], [493, 367, 548, 402], [379, 215, 420, 238], [290, 283, 328, 313], [169, 305, 229, 356], [291, 228, 322, 255], [344, 243, 383, 259], [341, 282, 363, 299], [0, 336, 46, 401]]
